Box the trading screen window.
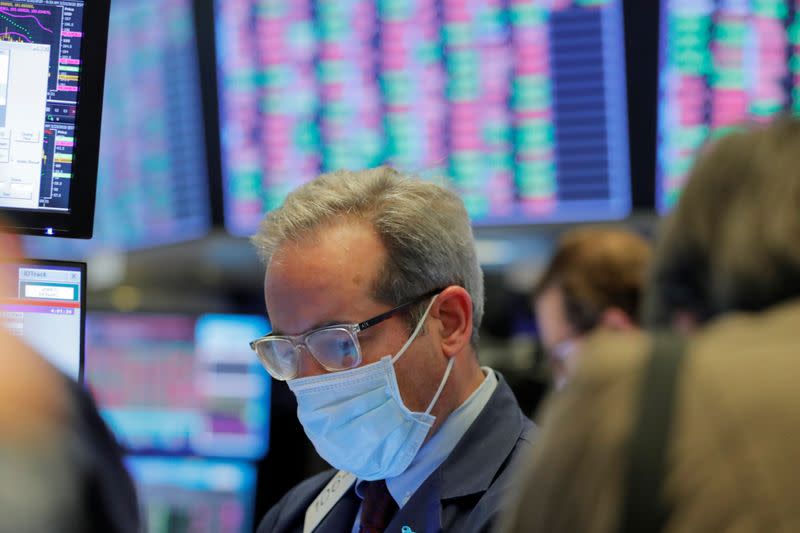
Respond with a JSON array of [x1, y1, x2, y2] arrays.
[[23, 0, 211, 256], [216, 0, 631, 234], [657, 0, 800, 212], [0, 1, 84, 212], [86, 313, 271, 459], [0, 262, 82, 379], [126, 456, 257, 533]]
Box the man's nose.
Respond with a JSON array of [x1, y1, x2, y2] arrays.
[[296, 345, 328, 378]]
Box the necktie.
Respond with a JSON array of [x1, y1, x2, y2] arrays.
[[359, 480, 398, 533]]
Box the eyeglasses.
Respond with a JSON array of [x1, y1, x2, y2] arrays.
[[250, 288, 445, 381]]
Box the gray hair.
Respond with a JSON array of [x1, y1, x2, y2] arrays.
[[252, 166, 484, 346]]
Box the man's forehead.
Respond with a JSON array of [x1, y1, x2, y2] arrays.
[[264, 221, 388, 320], [267, 223, 384, 281]]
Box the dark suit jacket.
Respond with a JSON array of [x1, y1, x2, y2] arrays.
[[258, 375, 535, 533]]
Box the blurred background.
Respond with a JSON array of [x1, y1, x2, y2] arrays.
[[19, 0, 800, 530]]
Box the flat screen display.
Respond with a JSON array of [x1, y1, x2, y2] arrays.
[[126, 456, 257, 533], [23, 0, 210, 253], [0, 0, 109, 238], [657, 0, 800, 212], [85, 312, 271, 459], [0, 259, 84, 380], [215, 0, 632, 234]]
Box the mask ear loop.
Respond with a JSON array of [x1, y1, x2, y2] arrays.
[[391, 295, 439, 364], [385, 294, 456, 416], [425, 356, 454, 415]]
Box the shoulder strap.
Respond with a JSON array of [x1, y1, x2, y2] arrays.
[[303, 470, 357, 533], [617, 333, 687, 533]]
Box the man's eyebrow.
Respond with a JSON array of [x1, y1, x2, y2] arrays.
[[269, 319, 356, 337]]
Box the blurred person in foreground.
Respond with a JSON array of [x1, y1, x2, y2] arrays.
[[0, 229, 139, 533], [533, 228, 652, 389], [497, 115, 800, 533], [250, 167, 535, 533]]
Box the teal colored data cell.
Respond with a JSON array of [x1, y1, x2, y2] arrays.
[[378, 0, 410, 20], [447, 50, 480, 77], [317, 61, 346, 83], [509, 4, 547, 26], [752, 0, 788, 19], [790, 19, 800, 42], [483, 123, 513, 145], [517, 160, 555, 181], [517, 121, 554, 148], [750, 100, 784, 117], [714, 21, 747, 43], [443, 23, 472, 46], [461, 195, 491, 218], [415, 41, 442, 63], [710, 68, 746, 88]]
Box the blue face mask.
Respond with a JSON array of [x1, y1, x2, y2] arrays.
[[287, 297, 454, 480]]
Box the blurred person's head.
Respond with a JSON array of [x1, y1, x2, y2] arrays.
[[532, 228, 652, 388], [0, 228, 139, 533], [251, 166, 486, 477], [0, 332, 83, 533], [645, 115, 800, 329]]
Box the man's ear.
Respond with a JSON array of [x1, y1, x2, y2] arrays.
[[599, 307, 637, 332], [431, 286, 473, 358]]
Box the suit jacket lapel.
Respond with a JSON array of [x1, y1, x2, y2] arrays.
[[383, 375, 532, 533], [316, 485, 361, 532], [439, 376, 531, 499], [386, 468, 444, 533]]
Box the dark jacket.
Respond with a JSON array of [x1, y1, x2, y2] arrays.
[[258, 375, 535, 533], [66, 377, 140, 533]]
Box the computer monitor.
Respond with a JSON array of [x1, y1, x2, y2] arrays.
[[85, 312, 271, 459], [0, 259, 84, 380], [0, 1, 110, 238], [656, 0, 800, 212], [22, 0, 210, 256], [215, 0, 631, 234], [126, 456, 257, 533]]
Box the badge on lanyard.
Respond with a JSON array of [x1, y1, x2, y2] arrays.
[[303, 470, 357, 533]]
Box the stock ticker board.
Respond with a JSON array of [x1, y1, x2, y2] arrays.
[[657, 0, 800, 212], [216, 0, 632, 234]]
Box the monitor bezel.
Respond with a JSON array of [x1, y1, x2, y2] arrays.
[[7, 258, 86, 383], [1, 1, 111, 239]]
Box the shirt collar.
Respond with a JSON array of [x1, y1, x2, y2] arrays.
[[355, 367, 498, 507]]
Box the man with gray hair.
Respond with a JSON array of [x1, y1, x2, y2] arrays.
[[250, 166, 535, 533]]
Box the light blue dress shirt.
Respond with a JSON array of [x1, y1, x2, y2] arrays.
[[351, 367, 499, 532]]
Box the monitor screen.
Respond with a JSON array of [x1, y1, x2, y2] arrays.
[[22, 0, 210, 255], [85, 313, 271, 459], [126, 456, 257, 533], [215, 0, 631, 235], [656, 1, 800, 212], [0, 0, 109, 238], [0, 259, 84, 380]]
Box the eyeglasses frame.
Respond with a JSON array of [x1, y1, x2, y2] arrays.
[[250, 287, 446, 379]]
